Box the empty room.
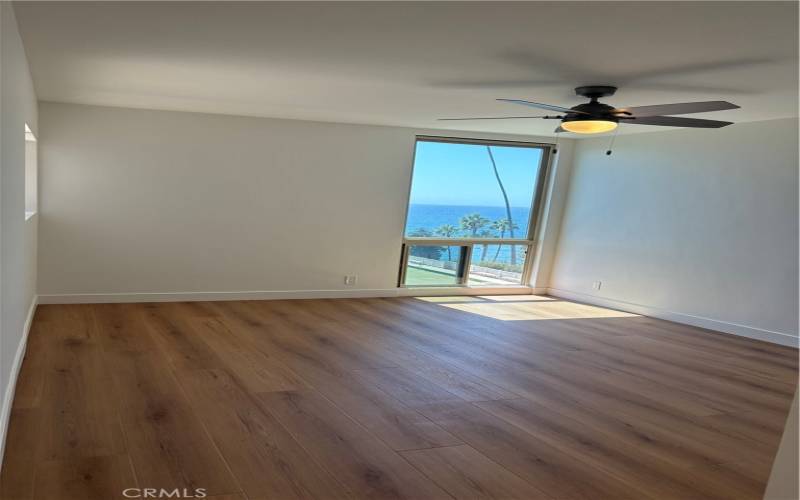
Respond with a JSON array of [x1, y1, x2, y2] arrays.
[[0, 1, 798, 499]]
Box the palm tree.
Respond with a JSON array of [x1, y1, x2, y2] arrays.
[[490, 218, 519, 261], [435, 224, 458, 260], [486, 146, 518, 265], [491, 218, 509, 237], [459, 213, 490, 237]]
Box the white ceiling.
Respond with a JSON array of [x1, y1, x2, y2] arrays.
[[14, 1, 799, 136]]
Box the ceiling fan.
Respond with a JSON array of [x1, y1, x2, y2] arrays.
[[440, 86, 739, 134]]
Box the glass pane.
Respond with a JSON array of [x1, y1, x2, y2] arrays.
[[404, 245, 465, 286], [468, 245, 527, 286], [404, 141, 543, 239]]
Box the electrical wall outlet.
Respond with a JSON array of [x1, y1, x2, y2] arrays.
[[344, 275, 357, 286], [592, 281, 602, 290]]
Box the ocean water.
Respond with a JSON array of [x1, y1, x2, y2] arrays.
[[405, 204, 531, 264]]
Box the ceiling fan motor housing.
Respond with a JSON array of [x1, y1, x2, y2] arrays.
[[575, 85, 618, 99], [564, 101, 619, 124], [562, 88, 620, 133]]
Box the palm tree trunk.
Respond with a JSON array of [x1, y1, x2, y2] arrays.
[[492, 230, 505, 261], [487, 147, 516, 265]]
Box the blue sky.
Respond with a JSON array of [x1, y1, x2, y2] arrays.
[[408, 141, 543, 207]]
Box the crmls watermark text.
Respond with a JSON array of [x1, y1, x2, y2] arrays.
[[122, 488, 207, 498]]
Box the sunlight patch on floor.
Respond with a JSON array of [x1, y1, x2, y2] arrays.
[[478, 295, 557, 302], [415, 295, 638, 321], [416, 295, 557, 304], [414, 296, 488, 304]]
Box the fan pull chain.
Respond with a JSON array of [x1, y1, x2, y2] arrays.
[[605, 127, 619, 155]]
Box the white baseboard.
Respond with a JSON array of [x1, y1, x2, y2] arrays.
[[547, 288, 799, 348], [37, 286, 536, 304], [0, 296, 39, 470]]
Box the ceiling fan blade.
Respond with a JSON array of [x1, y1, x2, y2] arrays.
[[497, 99, 590, 115], [438, 115, 548, 121], [624, 116, 733, 128], [614, 101, 739, 117]]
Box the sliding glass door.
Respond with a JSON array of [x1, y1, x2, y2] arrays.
[[399, 137, 551, 287]]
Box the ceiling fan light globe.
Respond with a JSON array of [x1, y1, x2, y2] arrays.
[[561, 120, 618, 134]]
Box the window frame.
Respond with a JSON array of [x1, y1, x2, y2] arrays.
[[24, 123, 38, 220], [398, 136, 554, 288]]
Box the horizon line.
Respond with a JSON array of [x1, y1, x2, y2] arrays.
[[409, 202, 530, 209]]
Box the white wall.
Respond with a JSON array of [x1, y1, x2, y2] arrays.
[[0, 2, 39, 462], [37, 102, 565, 301], [550, 118, 799, 346]]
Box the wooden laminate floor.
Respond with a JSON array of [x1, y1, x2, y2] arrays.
[[1, 296, 797, 500]]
